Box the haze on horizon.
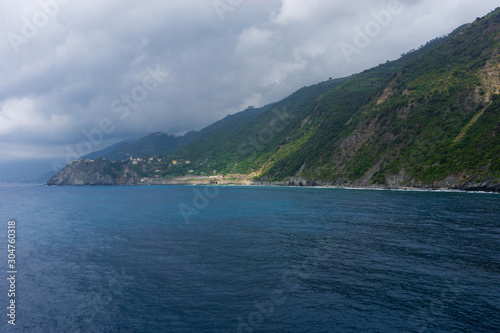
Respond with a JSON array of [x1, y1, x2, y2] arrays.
[[0, 0, 498, 180]]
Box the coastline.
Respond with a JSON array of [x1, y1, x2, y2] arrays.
[[46, 166, 500, 193], [134, 175, 500, 194]]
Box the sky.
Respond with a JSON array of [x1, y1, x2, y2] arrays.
[[0, 0, 498, 178]]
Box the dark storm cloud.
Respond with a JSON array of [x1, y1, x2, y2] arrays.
[[0, 0, 498, 164]]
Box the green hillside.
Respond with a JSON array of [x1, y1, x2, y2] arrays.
[[163, 8, 500, 190], [86, 104, 270, 161], [49, 8, 500, 191], [161, 37, 456, 171], [300, 9, 500, 188]]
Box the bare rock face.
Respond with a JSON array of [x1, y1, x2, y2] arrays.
[[452, 179, 500, 192], [47, 159, 138, 186]]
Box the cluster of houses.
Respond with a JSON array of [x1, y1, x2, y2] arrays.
[[129, 156, 163, 165], [127, 156, 195, 183], [128, 156, 191, 166], [171, 160, 191, 165], [69, 158, 103, 164]]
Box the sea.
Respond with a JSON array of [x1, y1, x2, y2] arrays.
[[0, 184, 498, 332]]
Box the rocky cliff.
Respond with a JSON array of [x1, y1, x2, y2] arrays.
[[47, 159, 139, 186]]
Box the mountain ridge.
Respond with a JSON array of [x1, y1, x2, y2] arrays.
[[48, 8, 500, 192]]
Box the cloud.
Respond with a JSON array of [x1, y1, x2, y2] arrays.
[[0, 0, 498, 171], [0, 97, 72, 139]]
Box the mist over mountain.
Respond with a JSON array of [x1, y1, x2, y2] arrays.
[[48, 8, 500, 191]]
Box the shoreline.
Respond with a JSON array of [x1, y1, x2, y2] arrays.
[[45, 173, 500, 193], [133, 177, 500, 194], [38, 181, 500, 194]]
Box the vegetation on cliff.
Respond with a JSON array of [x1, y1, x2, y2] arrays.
[[49, 9, 500, 191]]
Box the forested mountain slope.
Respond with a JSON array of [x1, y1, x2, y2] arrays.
[[49, 8, 500, 191]]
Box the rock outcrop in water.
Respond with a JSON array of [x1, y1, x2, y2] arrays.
[[47, 159, 139, 185]]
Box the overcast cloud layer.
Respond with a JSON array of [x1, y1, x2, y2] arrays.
[[0, 0, 498, 172]]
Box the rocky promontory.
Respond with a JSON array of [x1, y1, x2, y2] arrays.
[[47, 159, 139, 186]]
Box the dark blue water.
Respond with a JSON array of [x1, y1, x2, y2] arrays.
[[0, 185, 499, 332]]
